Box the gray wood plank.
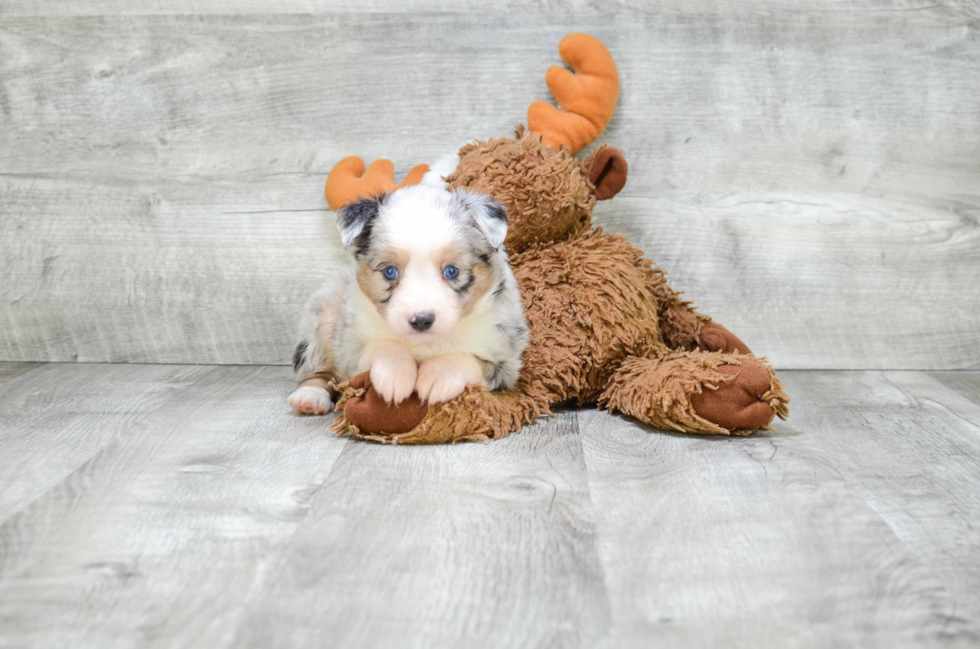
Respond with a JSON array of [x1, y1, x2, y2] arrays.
[[1, 363, 979, 646], [0, 362, 210, 523], [928, 371, 980, 409], [577, 370, 980, 647], [1, 10, 979, 368], [235, 412, 610, 649], [0, 173, 341, 365], [2, 0, 977, 16], [0, 361, 42, 383], [832, 370, 980, 632], [0, 364, 348, 648]]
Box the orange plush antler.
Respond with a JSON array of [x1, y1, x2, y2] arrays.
[[325, 157, 429, 211], [527, 33, 620, 155]]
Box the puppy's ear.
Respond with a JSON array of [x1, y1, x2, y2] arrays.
[[335, 195, 383, 248], [454, 189, 508, 249]]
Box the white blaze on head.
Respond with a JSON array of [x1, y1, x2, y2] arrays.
[[337, 184, 508, 342], [381, 185, 460, 253], [377, 187, 470, 339]]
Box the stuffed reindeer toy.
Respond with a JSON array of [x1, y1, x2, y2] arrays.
[[309, 34, 788, 443]]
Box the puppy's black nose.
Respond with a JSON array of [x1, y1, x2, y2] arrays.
[[409, 312, 435, 332]]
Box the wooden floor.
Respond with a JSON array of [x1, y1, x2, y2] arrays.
[[0, 363, 977, 647]]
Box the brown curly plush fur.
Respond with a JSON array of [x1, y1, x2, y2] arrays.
[[446, 126, 595, 252], [329, 127, 789, 444]]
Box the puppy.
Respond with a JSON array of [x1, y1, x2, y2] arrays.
[[288, 184, 529, 416]]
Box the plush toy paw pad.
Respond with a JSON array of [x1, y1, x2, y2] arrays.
[[288, 386, 332, 416], [346, 372, 429, 435], [697, 323, 753, 356], [690, 363, 774, 431]]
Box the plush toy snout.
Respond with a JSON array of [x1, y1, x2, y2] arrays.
[[583, 145, 628, 200]]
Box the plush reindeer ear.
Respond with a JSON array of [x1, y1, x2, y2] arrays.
[[582, 145, 628, 200], [453, 189, 508, 249], [335, 195, 382, 248]]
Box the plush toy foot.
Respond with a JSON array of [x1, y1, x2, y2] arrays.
[[690, 363, 776, 431], [344, 372, 429, 435], [600, 350, 788, 435], [697, 323, 753, 356]]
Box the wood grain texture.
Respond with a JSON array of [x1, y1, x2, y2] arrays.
[[1, 7, 978, 368], [235, 412, 609, 648], [831, 370, 980, 633], [0, 363, 349, 648], [2, 0, 978, 16], [577, 370, 980, 647], [929, 371, 980, 408], [0, 363, 979, 646], [0, 362, 208, 523]]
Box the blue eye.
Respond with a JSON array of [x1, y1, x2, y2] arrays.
[[383, 266, 399, 280], [443, 265, 459, 280]]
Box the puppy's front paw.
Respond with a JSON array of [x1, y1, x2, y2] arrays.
[[415, 358, 469, 404], [288, 386, 332, 415], [370, 354, 418, 404]]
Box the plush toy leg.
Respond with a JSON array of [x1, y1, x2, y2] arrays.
[[695, 323, 754, 356], [638, 264, 752, 355], [634, 262, 708, 351], [331, 372, 552, 445], [598, 350, 789, 435]]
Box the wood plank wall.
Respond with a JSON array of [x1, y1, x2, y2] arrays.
[[2, 2, 978, 368]]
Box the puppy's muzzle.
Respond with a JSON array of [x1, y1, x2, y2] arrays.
[[409, 312, 435, 332]]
